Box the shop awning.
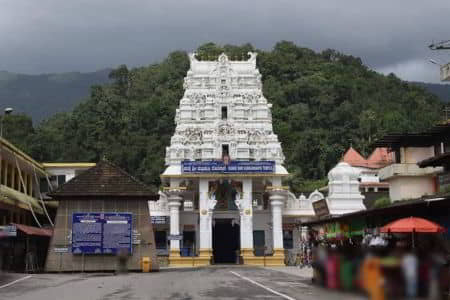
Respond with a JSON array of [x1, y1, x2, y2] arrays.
[[12, 223, 53, 237]]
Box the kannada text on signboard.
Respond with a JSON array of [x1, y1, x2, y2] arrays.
[[181, 160, 275, 174], [72, 213, 132, 255]]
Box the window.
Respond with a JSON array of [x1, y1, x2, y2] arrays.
[[222, 144, 229, 157], [221, 106, 228, 120], [444, 141, 450, 153], [40, 178, 49, 193], [57, 175, 66, 185], [395, 149, 401, 163], [154, 231, 167, 250]]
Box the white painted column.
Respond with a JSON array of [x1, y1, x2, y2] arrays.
[[269, 191, 285, 250], [240, 178, 253, 250], [167, 191, 182, 255], [198, 178, 215, 264], [199, 178, 212, 250]]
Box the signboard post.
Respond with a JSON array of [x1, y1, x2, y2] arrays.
[[72, 212, 132, 255]]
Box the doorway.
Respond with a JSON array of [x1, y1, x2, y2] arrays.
[[212, 219, 240, 263], [253, 230, 265, 256]]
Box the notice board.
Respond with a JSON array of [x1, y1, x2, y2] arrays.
[[312, 199, 330, 218], [72, 213, 132, 255]]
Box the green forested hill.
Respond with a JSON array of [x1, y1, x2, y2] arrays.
[[411, 82, 450, 103], [0, 69, 111, 123], [4, 42, 444, 193]]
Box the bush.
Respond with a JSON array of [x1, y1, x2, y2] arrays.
[[373, 196, 391, 208]]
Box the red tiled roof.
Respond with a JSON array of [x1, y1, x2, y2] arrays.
[[341, 147, 368, 168], [12, 223, 53, 237], [367, 147, 394, 168], [341, 147, 393, 169]]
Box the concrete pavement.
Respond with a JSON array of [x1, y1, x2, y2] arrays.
[[262, 266, 314, 279], [0, 266, 365, 300]]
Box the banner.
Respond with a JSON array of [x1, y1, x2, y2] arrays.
[[181, 160, 275, 173]]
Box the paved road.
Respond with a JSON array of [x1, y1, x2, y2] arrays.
[[0, 266, 364, 300]]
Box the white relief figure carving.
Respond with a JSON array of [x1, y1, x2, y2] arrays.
[[218, 53, 227, 64], [208, 199, 217, 213], [234, 199, 242, 211], [218, 123, 235, 136], [247, 52, 257, 66], [150, 191, 170, 212], [189, 52, 198, 63]]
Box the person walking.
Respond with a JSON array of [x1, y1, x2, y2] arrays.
[[402, 251, 419, 298]]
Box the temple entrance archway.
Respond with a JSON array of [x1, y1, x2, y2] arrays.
[[212, 219, 240, 264]]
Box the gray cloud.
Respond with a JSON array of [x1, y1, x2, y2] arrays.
[[1, 0, 450, 82]]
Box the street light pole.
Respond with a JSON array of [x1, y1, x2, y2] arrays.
[[0, 108, 14, 187], [0, 107, 13, 139]]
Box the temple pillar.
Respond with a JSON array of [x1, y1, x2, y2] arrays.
[[266, 187, 286, 266], [197, 178, 213, 266], [239, 178, 256, 264], [167, 189, 182, 262]]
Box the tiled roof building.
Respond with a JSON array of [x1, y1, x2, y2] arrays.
[[46, 160, 159, 272]]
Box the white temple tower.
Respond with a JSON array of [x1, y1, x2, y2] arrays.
[[327, 162, 366, 214], [158, 53, 289, 266]]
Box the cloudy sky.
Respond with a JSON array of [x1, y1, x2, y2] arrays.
[[1, 0, 450, 83]]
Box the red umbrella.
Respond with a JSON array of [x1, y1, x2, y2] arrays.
[[380, 217, 446, 248], [380, 217, 446, 233]]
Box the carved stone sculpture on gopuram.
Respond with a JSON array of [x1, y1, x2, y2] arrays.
[[165, 52, 285, 165]]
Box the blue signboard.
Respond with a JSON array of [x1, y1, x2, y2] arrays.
[[72, 213, 132, 255], [181, 160, 275, 173], [102, 213, 132, 255]]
